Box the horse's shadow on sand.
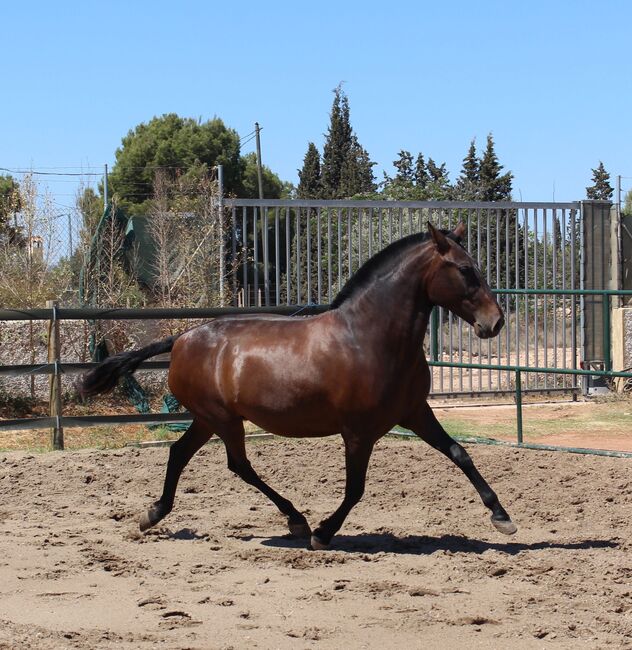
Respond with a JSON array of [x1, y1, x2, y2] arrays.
[[258, 532, 619, 556]]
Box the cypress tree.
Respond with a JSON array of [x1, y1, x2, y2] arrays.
[[586, 162, 613, 200], [455, 140, 480, 200], [322, 85, 353, 198], [339, 138, 376, 197], [321, 85, 375, 199], [297, 143, 323, 199], [479, 134, 513, 201]]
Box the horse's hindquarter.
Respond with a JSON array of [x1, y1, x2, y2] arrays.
[[168, 313, 421, 436]]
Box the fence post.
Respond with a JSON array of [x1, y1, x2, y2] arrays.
[[515, 369, 523, 444], [47, 300, 64, 450], [603, 293, 612, 371], [430, 307, 439, 362]]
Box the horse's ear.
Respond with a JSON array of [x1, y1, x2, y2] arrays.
[[452, 222, 466, 242], [428, 222, 450, 255]]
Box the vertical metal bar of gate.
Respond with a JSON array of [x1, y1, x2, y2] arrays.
[[468, 211, 474, 393], [242, 206, 248, 306], [263, 206, 270, 306], [571, 207, 578, 389], [534, 208, 539, 384], [285, 206, 291, 303], [543, 208, 548, 388], [505, 207, 511, 388], [275, 207, 280, 306], [524, 206, 530, 389], [253, 206, 259, 304], [232, 206, 237, 305], [552, 208, 558, 387], [296, 207, 301, 304], [317, 207, 322, 303], [306, 207, 312, 303], [327, 208, 333, 301]]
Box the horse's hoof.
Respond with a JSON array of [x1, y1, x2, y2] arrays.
[[139, 509, 161, 532], [492, 517, 517, 535], [289, 521, 312, 538], [310, 535, 330, 550]]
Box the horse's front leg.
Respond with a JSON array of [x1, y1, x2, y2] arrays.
[[402, 402, 516, 535], [311, 432, 376, 550]]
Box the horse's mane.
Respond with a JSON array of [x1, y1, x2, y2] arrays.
[[331, 229, 460, 309]]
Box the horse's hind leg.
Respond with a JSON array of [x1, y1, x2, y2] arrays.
[[139, 418, 212, 531], [218, 422, 311, 538], [402, 403, 517, 536]]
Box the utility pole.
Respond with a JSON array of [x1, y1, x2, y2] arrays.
[[103, 163, 109, 207], [617, 175, 622, 214], [255, 122, 264, 200]]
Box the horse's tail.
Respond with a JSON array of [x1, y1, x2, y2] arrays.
[[78, 336, 177, 397]]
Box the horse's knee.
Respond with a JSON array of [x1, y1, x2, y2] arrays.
[[449, 443, 473, 469]]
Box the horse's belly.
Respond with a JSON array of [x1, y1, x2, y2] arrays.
[[238, 395, 343, 437]]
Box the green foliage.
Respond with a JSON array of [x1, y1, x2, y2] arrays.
[[241, 152, 285, 199], [0, 175, 23, 244], [102, 114, 286, 213], [624, 189, 632, 215], [586, 161, 614, 200], [382, 151, 452, 200]]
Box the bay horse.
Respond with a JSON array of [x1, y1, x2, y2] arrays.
[[79, 223, 516, 550]]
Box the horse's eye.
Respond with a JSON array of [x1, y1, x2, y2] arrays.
[[459, 266, 480, 287]]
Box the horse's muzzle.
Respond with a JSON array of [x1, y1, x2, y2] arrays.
[[474, 313, 505, 339]]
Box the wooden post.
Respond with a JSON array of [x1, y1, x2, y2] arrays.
[[47, 300, 64, 450]]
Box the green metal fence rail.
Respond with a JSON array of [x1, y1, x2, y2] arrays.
[[0, 291, 630, 453]]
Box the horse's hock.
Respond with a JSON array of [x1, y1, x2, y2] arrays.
[[613, 307, 632, 391]]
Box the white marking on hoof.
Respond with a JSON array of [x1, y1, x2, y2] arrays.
[[492, 518, 517, 535], [310, 535, 330, 550], [289, 522, 311, 538], [139, 511, 156, 532]]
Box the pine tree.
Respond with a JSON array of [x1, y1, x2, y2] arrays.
[[297, 143, 323, 199], [382, 151, 416, 199], [393, 150, 414, 183], [586, 162, 614, 200], [415, 153, 429, 190], [425, 158, 452, 199]]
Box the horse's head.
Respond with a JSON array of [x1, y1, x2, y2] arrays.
[[425, 223, 504, 339]]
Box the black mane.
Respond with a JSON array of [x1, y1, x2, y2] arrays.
[[331, 229, 460, 309]]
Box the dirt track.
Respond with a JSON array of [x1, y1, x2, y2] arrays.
[[1, 437, 631, 649]]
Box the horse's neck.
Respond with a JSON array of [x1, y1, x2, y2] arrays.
[[337, 245, 434, 349]]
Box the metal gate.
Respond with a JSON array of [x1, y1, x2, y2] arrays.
[[225, 199, 585, 396]]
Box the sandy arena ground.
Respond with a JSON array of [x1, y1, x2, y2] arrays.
[[1, 436, 631, 649]]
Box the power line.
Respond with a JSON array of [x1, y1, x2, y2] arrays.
[[0, 167, 103, 177]]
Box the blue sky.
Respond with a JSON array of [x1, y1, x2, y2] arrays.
[[1, 0, 631, 211]]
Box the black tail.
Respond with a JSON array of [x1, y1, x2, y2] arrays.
[[78, 336, 177, 397]]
